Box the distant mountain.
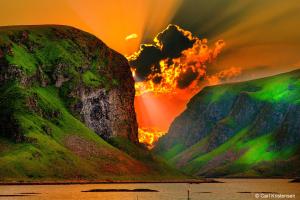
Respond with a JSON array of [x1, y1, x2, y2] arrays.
[[154, 70, 300, 177], [0, 25, 182, 181]]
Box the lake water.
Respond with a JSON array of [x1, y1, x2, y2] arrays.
[[0, 179, 299, 200]]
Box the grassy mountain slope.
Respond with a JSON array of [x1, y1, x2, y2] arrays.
[[154, 69, 300, 177], [0, 85, 181, 181], [0, 25, 183, 181]]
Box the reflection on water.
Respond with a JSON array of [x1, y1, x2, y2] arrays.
[[0, 179, 299, 200]]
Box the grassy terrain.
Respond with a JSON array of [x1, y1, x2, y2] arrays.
[[154, 69, 300, 177], [0, 25, 185, 181], [0, 85, 140, 181]]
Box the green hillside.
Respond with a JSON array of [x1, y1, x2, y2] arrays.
[[154, 69, 300, 177], [0, 25, 183, 182]]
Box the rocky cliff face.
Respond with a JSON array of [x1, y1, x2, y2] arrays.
[[0, 25, 137, 143], [0, 25, 182, 181], [154, 70, 300, 177]]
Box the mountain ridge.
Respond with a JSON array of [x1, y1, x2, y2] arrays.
[[154, 69, 300, 177], [0, 25, 183, 181]]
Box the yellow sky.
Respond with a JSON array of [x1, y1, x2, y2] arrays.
[[1, 0, 300, 77], [0, 0, 181, 55]]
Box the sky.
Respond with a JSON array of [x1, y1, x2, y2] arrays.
[[1, 0, 300, 132], [0, 0, 181, 56], [171, 0, 300, 78]]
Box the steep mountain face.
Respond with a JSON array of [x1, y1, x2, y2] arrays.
[[154, 70, 300, 177], [0, 25, 137, 142], [0, 25, 181, 181]]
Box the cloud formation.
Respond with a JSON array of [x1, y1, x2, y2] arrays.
[[128, 24, 196, 81], [128, 24, 238, 96], [129, 44, 163, 80], [125, 33, 138, 40], [155, 24, 196, 58]]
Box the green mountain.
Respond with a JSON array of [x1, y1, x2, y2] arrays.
[[154, 70, 300, 177], [0, 25, 182, 182]]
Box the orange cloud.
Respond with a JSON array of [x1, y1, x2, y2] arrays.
[[131, 25, 242, 145], [125, 33, 138, 40], [138, 128, 166, 149], [207, 67, 242, 86], [130, 25, 226, 96]]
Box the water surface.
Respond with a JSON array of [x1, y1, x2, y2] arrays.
[[0, 179, 299, 200]]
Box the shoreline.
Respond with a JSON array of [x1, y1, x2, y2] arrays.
[[0, 178, 297, 185], [0, 179, 222, 185]]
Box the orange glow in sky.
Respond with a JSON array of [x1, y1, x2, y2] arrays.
[[0, 0, 182, 56], [135, 89, 198, 131], [1, 0, 300, 146]]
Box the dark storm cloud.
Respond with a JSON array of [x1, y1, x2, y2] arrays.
[[152, 75, 162, 84], [155, 24, 196, 58], [176, 68, 199, 89], [129, 44, 162, 81], [128, 24, 196, 82]]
